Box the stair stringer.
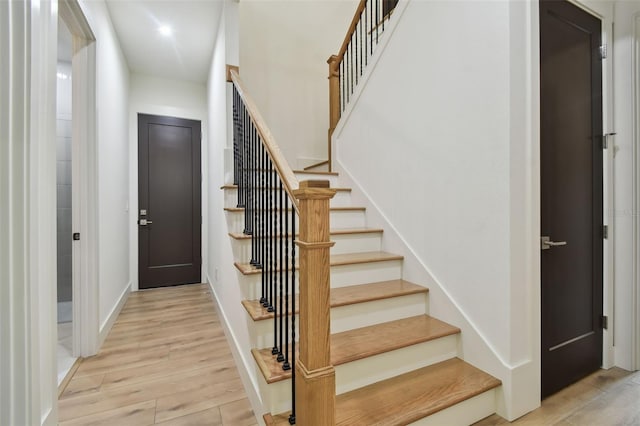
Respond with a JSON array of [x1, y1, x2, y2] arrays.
[[331, 162, 540, 421]]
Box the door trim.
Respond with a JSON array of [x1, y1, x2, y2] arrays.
[[130, 106, 207, 292], [59, 0, 100, 358], [549, 0, 615, 371], [633, 12, 640, 371], [137, 114, 202, 288]]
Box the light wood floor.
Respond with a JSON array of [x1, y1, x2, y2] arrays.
[[58, 282, 640, 426], [58, 283, 257, 426], [475, 367, 640, 425]]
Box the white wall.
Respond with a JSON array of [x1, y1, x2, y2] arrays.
[[613, 0, 640, 371], [206, 0, 265, 418], [334, 0, 540, 419], [239, 0, 358, 168], [128, 73, 208, 291], [80, 0, 131, 336], [334, 0, 635, 418]]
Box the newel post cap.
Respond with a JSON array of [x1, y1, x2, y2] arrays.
[[293, 180, 337, 200]]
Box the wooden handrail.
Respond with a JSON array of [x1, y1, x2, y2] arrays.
[[230, 69, 300, 214], [336, 0, 367, 62]]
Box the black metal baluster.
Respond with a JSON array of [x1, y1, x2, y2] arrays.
[[245, 108, 251, 234], [272, 173, 280, 356], [364, 3, 368, 67], [237, 102, 244, 208], [370, 0, 374, 59], [233, 87, 238, 186], [349, 35, 353, 102], [260, 143, 267, 306], [359, 12, 363, 78], [267, 161, 274, 312], [355, 21, 359, 86], [376, 0, 379, 44], [256, 138, 262, 270], [288, 208, 296, 425], [277, 181, 285, 362], [249, 127, 254, 263], [283, 194, 290, 372], [248, 125, 255, 274]]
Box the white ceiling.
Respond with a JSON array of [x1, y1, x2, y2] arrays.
[[105, 0, 224, 84]]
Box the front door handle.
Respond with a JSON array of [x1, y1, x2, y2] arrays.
[[541, 236, 567, 250], [139, 219, 153, 226]]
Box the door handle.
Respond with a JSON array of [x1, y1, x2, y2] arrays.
[[541, 236, 567, 250], [139, 219, 153, 226]]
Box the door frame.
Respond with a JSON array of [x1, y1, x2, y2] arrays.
[[59, 0, 100, 358], [129, 105, 207, 293], [567, 0, 615, 371], [539, 0, 615, 370], [633, 13, 640, 371]]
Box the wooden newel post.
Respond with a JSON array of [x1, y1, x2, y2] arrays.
[[293, 180, 337, 425], [327, 55, 341, 173]]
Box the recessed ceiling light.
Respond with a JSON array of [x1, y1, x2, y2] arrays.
[[158, 25, 173, 37]]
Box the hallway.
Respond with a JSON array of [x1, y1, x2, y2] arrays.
[[57, 284, 257, 425]]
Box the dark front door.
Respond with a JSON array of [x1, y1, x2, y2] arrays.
[[138, 114, 202, 289], [540, 0, 603, 398]]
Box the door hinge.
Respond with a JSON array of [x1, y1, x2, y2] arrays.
[[603, 132, 616, 149], [603, 225, 609, 239], [601, 315, 608, 330], [599, 44, 607, 60]]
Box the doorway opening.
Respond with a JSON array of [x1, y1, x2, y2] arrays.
[[137, 114, 202, 289], [56, 15, 76, 385], [539, 0, 604, 398]]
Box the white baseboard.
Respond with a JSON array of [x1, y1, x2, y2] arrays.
[[98, 282, 131, 348], [206, 275, 265, 426]]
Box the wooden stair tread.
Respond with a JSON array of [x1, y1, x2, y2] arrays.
[[242, 280, 428, 321], [252, 315, 459, 383], [235, 251, 403, 275], [224, 206, 365, 212], [265, 358, 501, 426], [221, 184, 351, 192], [228, 227, 383, 240], [335, 358, 501, 425], [293, 170, 339, 176]]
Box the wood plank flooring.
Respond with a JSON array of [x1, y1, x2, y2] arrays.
[[58, 284, 257, 426], [475, 367, 640, 425]]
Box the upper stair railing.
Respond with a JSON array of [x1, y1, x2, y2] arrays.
[[230, 69, 337, 425], [326, 0, 399, 171]]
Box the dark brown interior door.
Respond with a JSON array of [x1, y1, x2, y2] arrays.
[[138, 114, 201, 289], [540, 0, 603, 398]]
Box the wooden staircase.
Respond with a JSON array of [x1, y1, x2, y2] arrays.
[[223, 169, 501, 425]]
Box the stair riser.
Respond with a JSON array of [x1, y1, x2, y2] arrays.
[[407, 389, 497, 426], [230, 233, 382, 262], [259, 334, 459, 415], [247, 293, 428, 348], [236, 260, 403, 300], [223, 188, 352, 208], [225, 210, 366, 234]]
